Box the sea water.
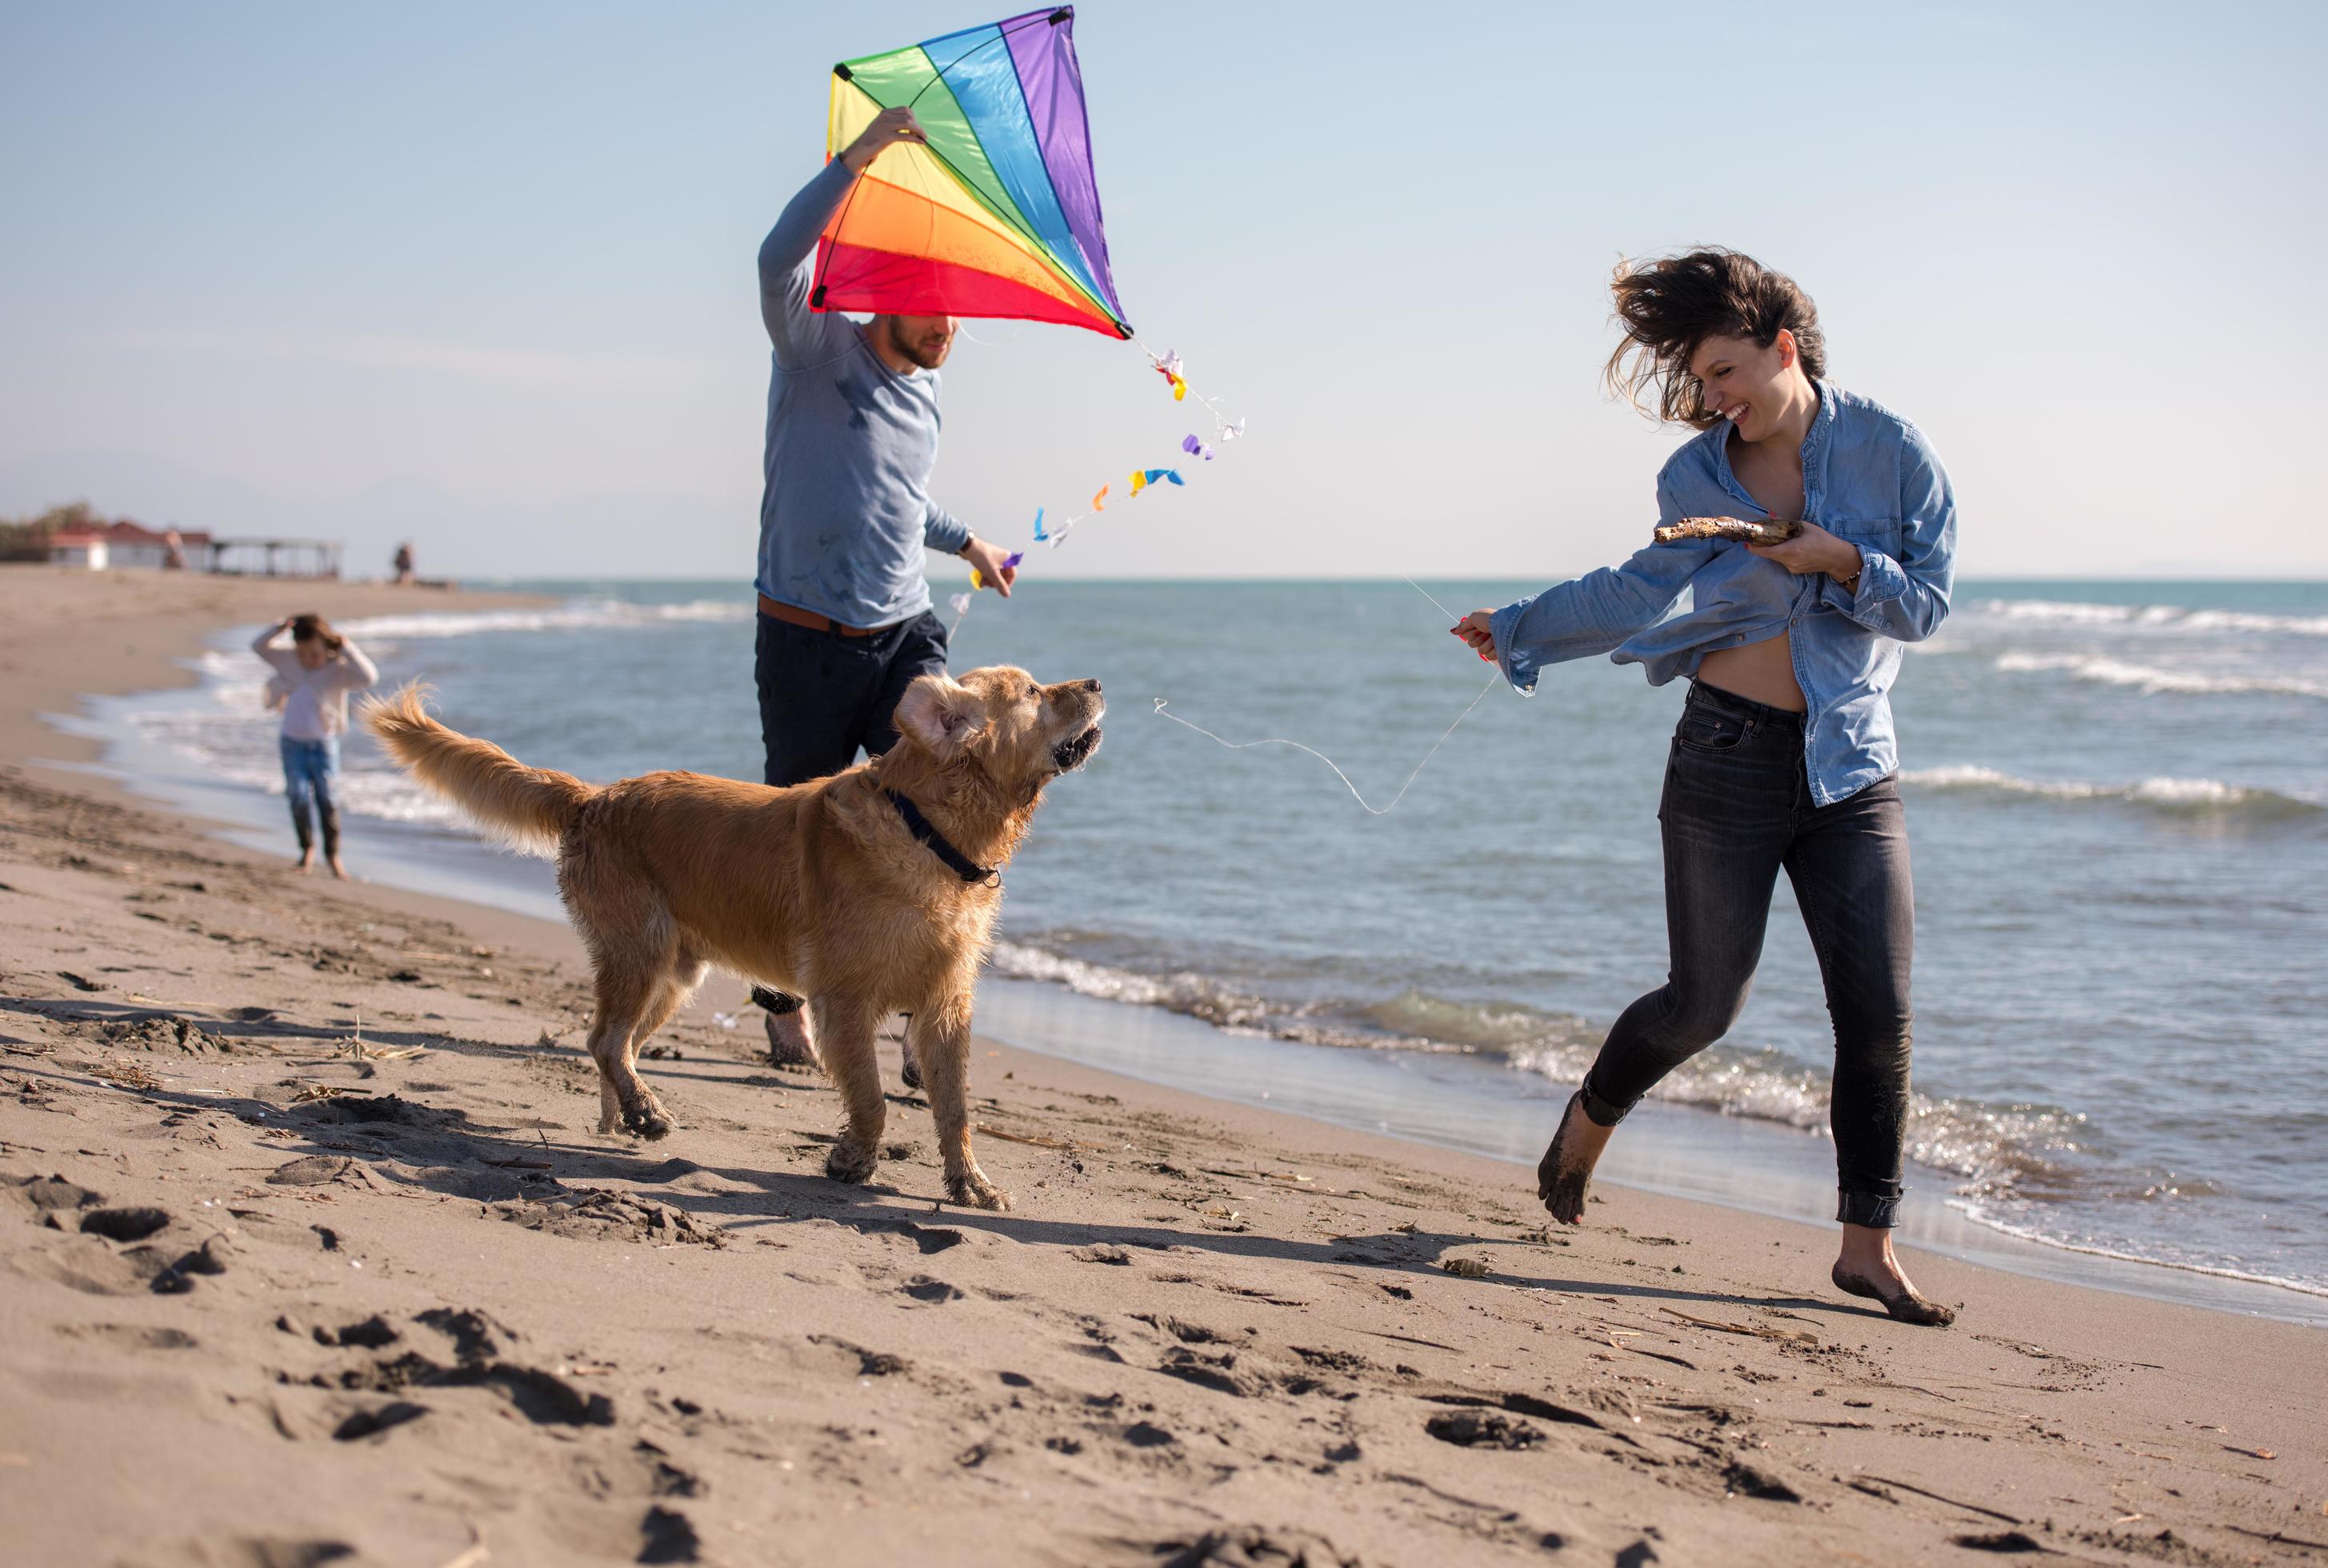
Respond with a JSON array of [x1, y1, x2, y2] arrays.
[[67, 578, 2328, 1317]]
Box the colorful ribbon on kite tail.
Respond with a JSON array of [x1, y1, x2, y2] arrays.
[[1138, 341, 1246, 454], [1026, 342, 1245, 552], [958, 343, 1246, 634]]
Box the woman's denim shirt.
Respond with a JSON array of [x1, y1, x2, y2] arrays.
[[1489, 382, 1957, 806]]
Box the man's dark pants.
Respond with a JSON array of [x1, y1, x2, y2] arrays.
[[750, 606, 949, 1016]]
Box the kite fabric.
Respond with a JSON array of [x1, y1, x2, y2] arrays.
[[815, 6, 1131, 338]]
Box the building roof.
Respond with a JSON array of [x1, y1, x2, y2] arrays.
[[102, 519, 212, 546]]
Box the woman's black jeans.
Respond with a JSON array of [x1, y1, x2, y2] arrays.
[[1578, 681, 1916, 1230]]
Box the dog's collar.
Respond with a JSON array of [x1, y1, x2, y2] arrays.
[[886, 790, 1000, 887]]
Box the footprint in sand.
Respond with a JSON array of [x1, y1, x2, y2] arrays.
[[75, 1205, 173, 1242]]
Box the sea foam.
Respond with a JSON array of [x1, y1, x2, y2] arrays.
[[1992, 652, 2328, 701], [1969, 597, 2328, 638], [338, 598, 747, 641], [1902, 766, 2322, 821]]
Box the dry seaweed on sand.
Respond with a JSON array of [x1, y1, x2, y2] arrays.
[[290, 1082, 367, 1104]]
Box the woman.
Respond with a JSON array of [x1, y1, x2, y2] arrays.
[[1456, 250, 1958, 1326], [252, 613, 378, 879]]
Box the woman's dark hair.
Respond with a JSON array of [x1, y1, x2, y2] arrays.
[[290, 613, 343, 653], [1603, 249, 1826, 429]]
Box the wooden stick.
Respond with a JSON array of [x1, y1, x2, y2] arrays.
[[1658, 1306, 1818, 1346], [1855, 1474, 2022, 1526]]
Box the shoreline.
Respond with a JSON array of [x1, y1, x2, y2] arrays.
[[44, 576, 2325, 1323], [5, 567, 2325, 1563]]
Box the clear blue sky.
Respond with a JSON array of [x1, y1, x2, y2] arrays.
[[3, 2, 2322, 580]]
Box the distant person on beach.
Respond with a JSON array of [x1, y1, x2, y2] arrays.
[[746, 105, 1022, 1068], [393, 542, 415, 584], [1456, 250, 1960, 1326], [253, 614, 378, 879]]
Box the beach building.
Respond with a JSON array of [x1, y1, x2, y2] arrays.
[[41, 521, 345, 578], [44, 524, 109, 569], [107, 521, 209, 569], [45, 519, 214, 570]]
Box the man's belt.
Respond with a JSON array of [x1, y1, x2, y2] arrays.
[[758, 594, 889, 638]]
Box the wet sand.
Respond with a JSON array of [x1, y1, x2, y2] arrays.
[[2, 565, 2322, 1566]]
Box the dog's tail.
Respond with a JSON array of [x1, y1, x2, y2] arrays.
[[362, 682, 592, 858]]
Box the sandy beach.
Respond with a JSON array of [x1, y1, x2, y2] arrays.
[[2, 566, 2323, 1567]]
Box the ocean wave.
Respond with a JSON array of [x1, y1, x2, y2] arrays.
[[1902, 766, 2323, 821], [987, 942, 1526, 1052], [336, 598, 749, 641], [990, 937, 2084, 1201], [1968, 598, 2328, 638], [1993, 652, 2328, 701], [1943, 1198, 2328, 1300]]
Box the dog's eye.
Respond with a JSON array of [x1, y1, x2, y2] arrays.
[[1026, 685, 1042, 703]]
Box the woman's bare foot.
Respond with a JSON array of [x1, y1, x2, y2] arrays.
[[1832, 1224, 1956, 1326], [294, 849, 315, 874], [326, 854, 349, 880], [1536, 1091, 1614, 1225]]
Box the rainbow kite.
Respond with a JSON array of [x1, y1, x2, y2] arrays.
[[814, 7, 1131, 339]]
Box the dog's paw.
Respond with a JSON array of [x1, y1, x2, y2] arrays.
[[622, 1098, 673, 1141], [898, 1052, 923, 1092], [947, 1169, 1012, 1212], [826, 1139, 878, 1185]]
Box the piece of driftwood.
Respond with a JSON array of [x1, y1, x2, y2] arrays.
[[1653, 516, 1804, 546], [1658, 1305, 1818, 1346]]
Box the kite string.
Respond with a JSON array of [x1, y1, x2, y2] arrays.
[[1145, 576, 1504, 817], [1400, 574, 1462, 622], [1151, 668, 1502, 818]]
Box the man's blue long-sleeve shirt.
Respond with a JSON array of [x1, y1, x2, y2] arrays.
[[1488, 383, 1958, 806], [755, 158, 971, 628]]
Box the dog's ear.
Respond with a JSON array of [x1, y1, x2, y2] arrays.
[[894, 674, 985, 756]]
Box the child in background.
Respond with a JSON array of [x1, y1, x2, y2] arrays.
[[251, 614, 378, 878]]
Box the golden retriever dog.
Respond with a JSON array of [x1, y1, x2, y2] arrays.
[[362, 666, 1102, 1211]]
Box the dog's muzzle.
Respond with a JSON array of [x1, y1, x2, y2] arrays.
[[1052, 725, 1102, 772]]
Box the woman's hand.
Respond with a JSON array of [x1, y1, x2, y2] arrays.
[[840, 107, 928, 174], [1748, 521, 1863, 583], [1452, 610, 1498, 661]]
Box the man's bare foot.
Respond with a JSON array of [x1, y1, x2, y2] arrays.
[[294, 850, 315, 875], [1536, 1090, 1614, 1225], [763, 1005, 819, 1070], [1832, 1225, 1956, 1326], [326, 854, 349, 881]]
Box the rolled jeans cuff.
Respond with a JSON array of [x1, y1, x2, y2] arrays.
[[750, 986, 804, 1016], [1576, 1072, 1630, 1129], [1837, 1189, 1902, 1229]]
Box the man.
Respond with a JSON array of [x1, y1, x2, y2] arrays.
[[750, 106, 1020, 1067]]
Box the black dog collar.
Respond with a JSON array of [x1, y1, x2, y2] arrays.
[[886, 790, 1000, 886]]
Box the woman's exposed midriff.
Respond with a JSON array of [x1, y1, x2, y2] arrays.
[[1697, 632, 1806, 712]]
